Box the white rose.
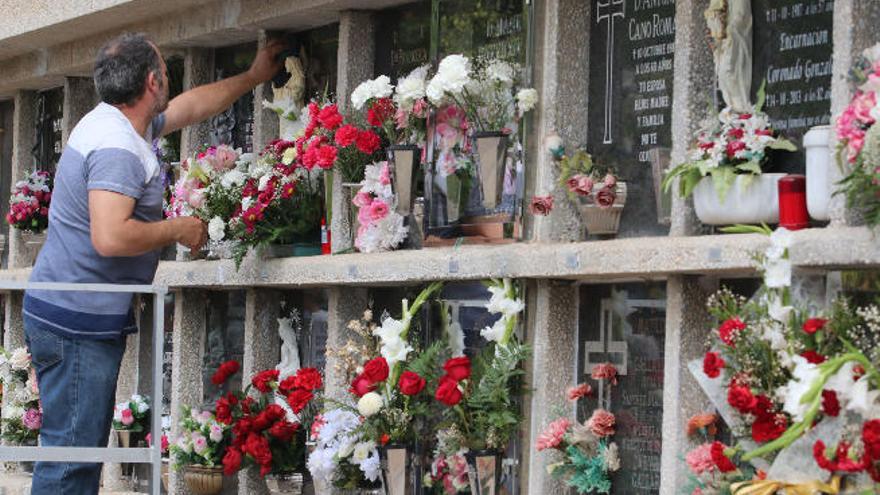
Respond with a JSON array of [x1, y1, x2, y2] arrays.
[[208, 217, 226, 242], [9, 348, 30, 370], [516, 88, 539, 114], [357, 392, 384, 417]]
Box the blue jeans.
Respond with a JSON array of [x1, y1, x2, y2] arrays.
[[24, 315, 127, 495]]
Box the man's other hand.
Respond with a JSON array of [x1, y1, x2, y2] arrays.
[[247, 38, 287, 85]]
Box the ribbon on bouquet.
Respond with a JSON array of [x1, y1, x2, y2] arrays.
[[730, 476, 840, 495]]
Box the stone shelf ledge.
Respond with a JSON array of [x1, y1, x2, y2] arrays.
[[0, 227, 873, 290]]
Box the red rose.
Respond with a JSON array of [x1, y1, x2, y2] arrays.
[[317, 104, 343, 130], [363, 357, 390, 383], [244, 432, 273, 467], [822, 390, 841, 417], [702, 352, 725, 378], [212, 360, 240, 385], [367, 98, 395, 127], [355, 130, 381, 154], [334, 124, 359, 147], [380, 433, 390, 446], [727, 383, 758, 414], [251, 369, 280, 393], [443, 356, 471, 382], [398, 371, 426, 396], [718, 318, 747, 347], [268, 420, 300, 443], [316, 145, 338, 169], [435, 376, 463, 406], [293, 368, 323, 391], [751, 413, 787, 443], [803, 318, 828, 334], [287, 388, 314, 414], [800, 350, 826, 364], [351, 374, 377, 397], [222, 447, 242, 476], [710, 441, 737, 473], [864, 420, 880, 460]]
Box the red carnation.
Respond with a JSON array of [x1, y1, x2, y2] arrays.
[[751, 413, 788, 443], [212, 360, 240, 385], [222, 447, 242, 476], [710, 441, 737, 473], [702, 352, 725, 378], [435, 375, 463, 406], [801, 350, 827, 364], [822, 390, 840, 417], [334, 124, 359, 147], [293, 367, 323, 391], [241, 397, 256, 415], [727, 383, 758, 414], [363, 357, 390, 384], [252, 404, 285, 431], [251, 369, 280, 393], [367, 98, 395, 127], [268, 420, 300, 443], [215, 393, 238, 425], [803, 318, 828, 335], [718, 318, 747, 346], [287, 388, 314, 414], [278, 376, 298, 396], [355, 130, 381, 154], [398, 371, 426, 396], [317, 104, 343, 130], [316, 145, 338, 169], [726, 140, 746, 159], [443, 356, 471, 382], [863, 419, 880, 460], [233, 417, 254, 438], [244, 432, 273, 468], [751, 395, 775, 419], [351, 374, 377, 397]]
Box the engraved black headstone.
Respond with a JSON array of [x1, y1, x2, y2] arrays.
[[751, 0, 834, 172], [375, 2, 432, 80], [587, 0, 676, 236]]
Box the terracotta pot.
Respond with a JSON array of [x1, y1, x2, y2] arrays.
[[184, 465, 224, 495]]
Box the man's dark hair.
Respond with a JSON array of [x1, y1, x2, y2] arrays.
[[94, 33, 162, 106]]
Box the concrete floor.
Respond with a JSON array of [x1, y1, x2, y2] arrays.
[[0, 473, 145, 494]]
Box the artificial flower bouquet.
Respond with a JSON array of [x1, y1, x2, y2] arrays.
[[7, 170, 52, 233], [556, 149, 621, 209], [687, 226, 880, 492], [663, 90, 796, 201], [352, 161, 409, 253], [536, 366, 621, 494], [212, 361, 322, 477], [170, 407, 231, 469], [0, 346, 40, 445], [113, 394, 151, 433], [836, 42, 880, 227], [307, 407, 383, 490], [351, 67, 431, 148]]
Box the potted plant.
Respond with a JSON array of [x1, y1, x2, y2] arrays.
[[662, 92, 796, 225], [426, 279, 529, 495], [556, 149, 626, 236], [0, 346, 41, 472], [836, 42, 880, 228], [352, 161, 409, 253], [7, 170, 52, 264], [112, 394, 150, 448], [212, 362, 322, 494], [170, 407, 231, 495]]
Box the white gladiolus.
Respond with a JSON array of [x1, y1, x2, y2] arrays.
[[357, 392, 384, 417], [780, 356, 822, 422], [380, 336, 413, 366], [208, 217, 226, 242], [480, 319, 506, 343]]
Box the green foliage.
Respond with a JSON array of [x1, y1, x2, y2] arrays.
[[1, 418, 37, 445], [838, 164, 880, 228], [563, 445, 611, 494]]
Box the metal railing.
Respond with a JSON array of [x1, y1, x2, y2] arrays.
[[0, 281, 167, 494]]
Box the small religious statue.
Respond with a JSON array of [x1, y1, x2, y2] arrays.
[[705, 0, 753, 112], [270, 55, 307, 139], [276, 313, 301, 380]]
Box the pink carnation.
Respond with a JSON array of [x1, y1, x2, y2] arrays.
[[567, 383, 592, 401], [22, 408, 42, 430], [368, 199, 390, 222], [536, 417, 571, 451], [352, 191, 373, 208], [686, 443, 716, 475], [586, 409, 616, 438], [591, 362, 618, 385]]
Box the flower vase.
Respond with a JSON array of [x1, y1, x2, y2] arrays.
[[20, 231, 46, 266], [445, 173, 463, 224], [183, 465, 224, 495], [162, 460, 170, 492], [578, 182, 628, 235], [265, 472, 304, 495], [804, 125, 832, 221], [387, 145, 420, 217], [114, 429, 143, 448], [379, 443, 414, 495], [342, 182, 362, 243], [465, 449, 503, 495], [473, 131, 509, 210], [692, 173, 786, 225]]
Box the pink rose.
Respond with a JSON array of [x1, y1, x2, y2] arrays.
[[528, 195, 553, 216], [595, 186, 617, 209], [685, 443, 716, 475], [368, 200, 390, 222], [352, 191, 373, 208], [853, 91, 877, 125], [586, 409, 616, 437], [565, 174, 594, 196], [536, 417, 570, 451], [603, 174, 617, 188], [121, 408, 135, 426]]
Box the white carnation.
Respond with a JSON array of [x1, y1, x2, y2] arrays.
[[394, 65, 429, 109], [351, 75, 394, 110], [428, 54, 471, 102], [486, 60, 516, 85], [516, 88, 539, 114], [353, 441, 377, 462], [357, 392, 384, 417], [208, 217, 226, 242], [220, 169, 246, 189]]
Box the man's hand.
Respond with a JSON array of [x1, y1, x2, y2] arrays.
[[247, 38, 287, 85], [172, 217, 208, 254]]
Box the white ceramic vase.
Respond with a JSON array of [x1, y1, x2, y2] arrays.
[[803, 125, 832, 221], [693, 173, 786, 225]]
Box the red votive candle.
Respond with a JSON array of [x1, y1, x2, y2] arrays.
[[778, 174, 809, 230]]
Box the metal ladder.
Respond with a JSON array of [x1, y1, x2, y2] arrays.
[[0, 281, 168, 495]]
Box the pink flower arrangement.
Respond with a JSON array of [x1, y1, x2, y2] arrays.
[[685, 443, 716, 475], [7, 170, 52, 233], [353, 161, 408, 253], [586, 409, 616, 438], [536, 417, 571, 451]]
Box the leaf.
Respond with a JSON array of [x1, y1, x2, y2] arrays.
[[755, 79, 767, 113], [709, 166, 736, 203], [680, 167, 704, 198], [735, 160, 763, 176], [696, 160, 716, 177], [768, 138, 797, 152], [719, 223, 773, 235]]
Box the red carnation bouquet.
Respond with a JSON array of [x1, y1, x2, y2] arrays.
[[7, 170, 52, 233], [211, 360, 322, 478]]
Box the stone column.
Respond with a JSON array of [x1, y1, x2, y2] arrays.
[[170, 290, 208, 495], [7, 90, 36, 269], [238, 289, 281, 495], [668, 0, 714, 237], [324, 286, 369, 400], [61, 76, 97, 146], [529, 0, 589, 242], [828, 0, 880, 226], [180, 48, 215, 159], [525, 280, 578, 494], [252, 30, 280, 149], [659, 275, 715, 494], [331, 11, 375, 252]]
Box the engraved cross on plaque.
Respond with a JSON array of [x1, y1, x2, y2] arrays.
[[584, 296, 629, 409], [596, 0, 626, 144]]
